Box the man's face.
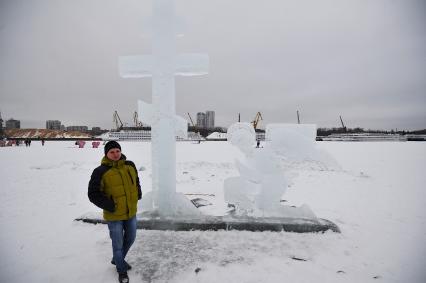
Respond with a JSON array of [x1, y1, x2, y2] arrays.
[[106, 148, 121, 161]]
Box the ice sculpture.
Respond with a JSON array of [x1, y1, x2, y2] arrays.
[[119, 0, 208, 217], [267, 124, 318, 162], [266, 123, 340, 172], [224, 123, 317, 219]]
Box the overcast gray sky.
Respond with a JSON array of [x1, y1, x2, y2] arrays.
[[1, 0, 425, 130]]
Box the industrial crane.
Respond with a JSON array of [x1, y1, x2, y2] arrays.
[[113, 111, 123, 131], [187, 112, 201, 134], [187, 113, 196, 128], [251, 112, 263, 130], [133, 111, 143, 127], [187, 113, 203, 141], [340, 115, 347, 132]]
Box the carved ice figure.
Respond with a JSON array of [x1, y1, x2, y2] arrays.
[[119, 0, 208, 217], [224, 122, 317, 219]]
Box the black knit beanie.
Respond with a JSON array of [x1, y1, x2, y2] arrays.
[[104, 140, 121, 155]]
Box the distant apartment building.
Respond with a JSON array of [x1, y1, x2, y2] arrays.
[[91, 127, 102, 135], [206, 111, 215, 128], [196, 111, 215, 129], [66, 126, 88, 132], [0, 112, 3, 130], [6, 118, 20, 129], [46, 120, 62, 130], [196, 112, 206, 128]]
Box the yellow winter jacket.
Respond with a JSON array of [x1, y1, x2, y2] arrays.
[[88, 154, 141, 221]]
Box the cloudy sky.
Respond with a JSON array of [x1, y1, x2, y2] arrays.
[[1, 0, 425, 130]]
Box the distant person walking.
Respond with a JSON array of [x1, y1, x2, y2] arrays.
[[88, 141, 142, 283]]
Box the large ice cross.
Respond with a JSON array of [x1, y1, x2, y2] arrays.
[[119, 0, 209, 216]]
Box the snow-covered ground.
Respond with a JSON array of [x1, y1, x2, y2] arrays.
[[1, 141, 425, 283]]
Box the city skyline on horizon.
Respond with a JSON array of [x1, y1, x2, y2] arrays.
[[1, 108, 424, 132]]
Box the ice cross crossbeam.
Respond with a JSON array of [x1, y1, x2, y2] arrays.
[[119, 54, 209, 78]]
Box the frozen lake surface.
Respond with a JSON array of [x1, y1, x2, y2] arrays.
[[1, 141, 425, 282]]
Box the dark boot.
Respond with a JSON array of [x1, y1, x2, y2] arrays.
[[118, 272, 129, 283]]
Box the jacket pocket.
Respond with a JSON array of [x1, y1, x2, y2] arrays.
[[113, 195, 128, 216]]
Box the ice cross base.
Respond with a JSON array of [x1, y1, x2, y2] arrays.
[[75, 214, 341, 233]]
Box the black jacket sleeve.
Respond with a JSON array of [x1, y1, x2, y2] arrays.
[[88, 165, 115, 212], [137, 172, 142, 200], [126, 160, 142, 200]]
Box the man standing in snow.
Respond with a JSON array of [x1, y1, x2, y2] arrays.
[[88, 141, 141, 283]]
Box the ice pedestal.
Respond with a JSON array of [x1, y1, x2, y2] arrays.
[[75, 213, 340, 233], [140, 191, 202, 218]]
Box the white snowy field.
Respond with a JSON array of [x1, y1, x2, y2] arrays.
[[1, 141, 425, 283]]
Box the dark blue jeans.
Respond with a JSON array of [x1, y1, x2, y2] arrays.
[[107, 216, 137, 273]]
